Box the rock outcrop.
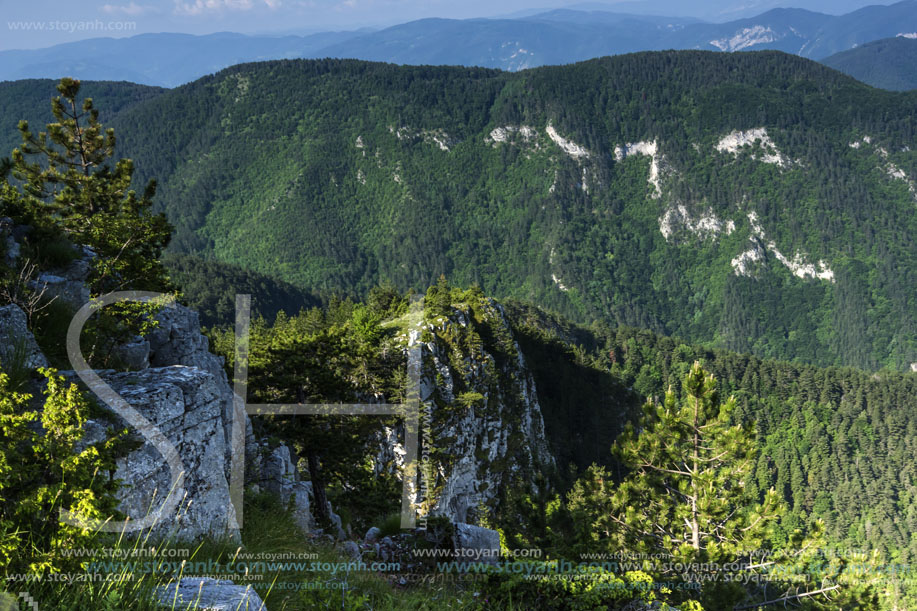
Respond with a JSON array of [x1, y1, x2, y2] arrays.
[[100, 366, 240, 541], [453, 523, 501, 565], [155, 577, 265, 610], [258, 443, 345, 539], [33, 247, 95, 309], [0, 304, 49, 370], [376, 297, 555, 525], [147, 303, 260, 482]]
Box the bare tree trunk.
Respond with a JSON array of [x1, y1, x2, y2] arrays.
[[691, 395, 700, 550], [307, 448, 331, 528]]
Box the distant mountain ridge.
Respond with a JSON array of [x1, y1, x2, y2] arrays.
[[0, 31, 364, 88], [822, 36, 917, 90], [1, 1, 916, 86]]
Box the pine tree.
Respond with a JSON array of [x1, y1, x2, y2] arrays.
[[10, 77, 171, 293], [569, 362, 782, 565]]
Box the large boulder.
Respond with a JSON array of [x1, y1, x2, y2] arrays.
[[103, 366, 240, 542], [452, 523, 501, 566], [0, 304, 49, 370], [155, 577, 265, 610]]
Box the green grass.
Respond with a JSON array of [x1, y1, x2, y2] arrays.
[[16, 490, 482, 610], [0, 334, 36, 391]]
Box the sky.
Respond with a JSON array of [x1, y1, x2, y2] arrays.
[[0, 0, 902, 51]]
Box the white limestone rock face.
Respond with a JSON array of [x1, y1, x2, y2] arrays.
[[0, 304, 50, 370], [731, 238, 767, 277], [659, 204, 735, 242], [614, 140, 664, 197], [391, 126, 456, 151], [486, 125, 537, 147], [710, 25, 779, 52], [715, 128, 793, 167], [155, 577, 265, 610], [546, 124, 590, 159], [849, 135, 917, 200], [731, 212, 834, 282]]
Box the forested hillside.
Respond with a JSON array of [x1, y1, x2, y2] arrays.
[[0, 79, 164, 159], [823, 36, 917, 91], [509, 300, 917, 565], [75, 52, 916, 372]]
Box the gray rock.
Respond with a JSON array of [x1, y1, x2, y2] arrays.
[[148, 303, 259, 482], [290, 481, 315, 534], [329, 507, 346, 540], [453, 523, 501, 565], [0, 304, 49, 370], [3, 236, 19, 267], [149, 304, 227, 382], [380, 301, 555, 524], [255, 443, 348, 538], [155, 577, 265, 610], [74, 419, 109, 454], [364, 526, 382, 543], [113, 337, 151, 370], [342, 540, 361, 560], [260, 444, 298, 504], [32, 271, 90, 308], [104, 366, 240, 542], [30, 252, 94, 309]]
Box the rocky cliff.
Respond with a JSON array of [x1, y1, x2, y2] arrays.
[[376, 294, 556, 525], [2, 223, 556, 558]]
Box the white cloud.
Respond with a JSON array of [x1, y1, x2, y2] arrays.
[[173, 0, 280, 16], [101, 1, 153, 15]]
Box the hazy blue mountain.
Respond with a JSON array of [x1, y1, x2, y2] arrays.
[[662, 8, 831, 53], [822, 36, 917, 90], [0, 31, 363, 88], [802, 0, 917, 57], [2, 1, 916, 86], [310, 16, 687, 70], [311, 1, 917, 68], [563, 0, 900, 21]]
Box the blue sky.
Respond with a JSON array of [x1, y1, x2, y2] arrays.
[[0, 0, 899, 50]]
